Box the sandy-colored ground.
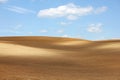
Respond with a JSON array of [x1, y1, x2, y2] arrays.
[[0, 36, 120, 80]]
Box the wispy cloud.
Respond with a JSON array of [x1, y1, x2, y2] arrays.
[[62, 34, 69, 37], [0, 24, 23, 34], [28, 32, 33, 34], [31, 0, 36, 2], [31, 0, 43, 2], [0, 0, 7, 4], [13, 24, 22, 30], [95, 6, 107, 14], [38, 3, 107, 20], [87, 23, 103, 33], [9, 24, 23, 34], [60, 22, 71, 26], [67, 15, 78, 20], [40, 29, 48, 33], [111, 38, 120, 40], [57, 30, 64, 33], [6, 6, 35, 14]]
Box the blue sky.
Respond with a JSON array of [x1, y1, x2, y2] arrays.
[[0, 0, 120, 40]]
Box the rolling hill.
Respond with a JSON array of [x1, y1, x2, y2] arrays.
[[0, 36, 120, 80]]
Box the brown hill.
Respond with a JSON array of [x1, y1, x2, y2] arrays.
[[0, 36, 120, 80]]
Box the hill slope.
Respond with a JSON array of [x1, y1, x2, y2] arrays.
[[0, 36, 120, 80]]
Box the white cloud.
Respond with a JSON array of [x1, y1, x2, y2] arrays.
[[40, 29, 48, 33], [95, 6, 107, 14], [8, 24, 23, 34], [6, 6, 35, 14], [0, 24, 24, 34], [38, 3, 93, 20], [62, 34, 69, 37], [111, 38, 120, 40], [31, 0, 36, 2], [31, 0, 43, 2], [60, 22, 67, 25], [0, 0, 7, 3], [57, 30, 64, 33], [8, 30, 21, 34], [13, 24, 22, 30], [67, 15, 78, 20], [28, 32, 33, 34], [60, 22, 71, 26], [38, 3, 107, 20], [87, 23, 103, 33]]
